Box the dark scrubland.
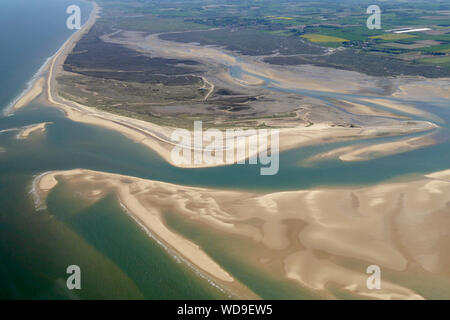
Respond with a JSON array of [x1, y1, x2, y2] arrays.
[[265, 49, 450, 78], [64, 25, 203, 86]]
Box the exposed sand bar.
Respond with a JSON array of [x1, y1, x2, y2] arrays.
[[339, 134, 436, 161], [304, 132, 437, 164], [36, 169, 234, 283], [357, 98, 430, 118], [334, 99, 408, 118], [35, 168, 450, 299], [425, 169, 450, 181], [394, 78, 450, 100], [16, 122, 50, 139]]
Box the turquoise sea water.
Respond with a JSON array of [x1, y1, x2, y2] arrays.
[[0, 0, 449, 299]]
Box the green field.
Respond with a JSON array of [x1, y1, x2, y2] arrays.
[[94, 0, 450, 77]]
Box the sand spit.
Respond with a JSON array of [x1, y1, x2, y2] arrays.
[[16, 122, 50, 139], [425, 169, 450, 181], [11, 1, 431, 170], [36, 168, 450, 299], [304, 132, 437, 164], [10, 77, 45, 112], [36, 169, 234, 283]]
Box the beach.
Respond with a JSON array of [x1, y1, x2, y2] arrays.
[[0, 0, 449, 300], [0, 1, 427, 169], [34, 168, 450, 299], [9, 77, 45, 113], [34, 169, 263, 299]]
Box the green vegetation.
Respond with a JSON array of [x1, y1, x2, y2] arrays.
[[92, 0, 450, 77], [114, 16, 208, 33]]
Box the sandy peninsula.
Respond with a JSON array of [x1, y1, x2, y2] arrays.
[[35, 172, 233, 283], [34, 169, 264, 299], [6, 1, 440, 171], [9, 77, 45, 113], [34, 168, 450, 299]]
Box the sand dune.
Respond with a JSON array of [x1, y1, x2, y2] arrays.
[[35, 168, 450, 299]]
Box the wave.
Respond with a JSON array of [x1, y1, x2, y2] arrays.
[[0, 127, 20, 135], [29, 171, 55, 211], [2, 54, 55, 116], [117, 200, 235, 298], [2, 3, 95, 117]]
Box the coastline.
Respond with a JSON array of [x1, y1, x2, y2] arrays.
[[2, 53, 54, 116], [2, 1, 96, 116], [1, 1, 431, 170], [33, 169, 262, 299], [34, 168, 450, 299]]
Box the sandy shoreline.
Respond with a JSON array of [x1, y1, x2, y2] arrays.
[[9, 77, 45, 113], [33, 169, 262, 299], [13, 1, 432, 169], [34, 168, 450, 299], [0, 2, 435, 172]]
